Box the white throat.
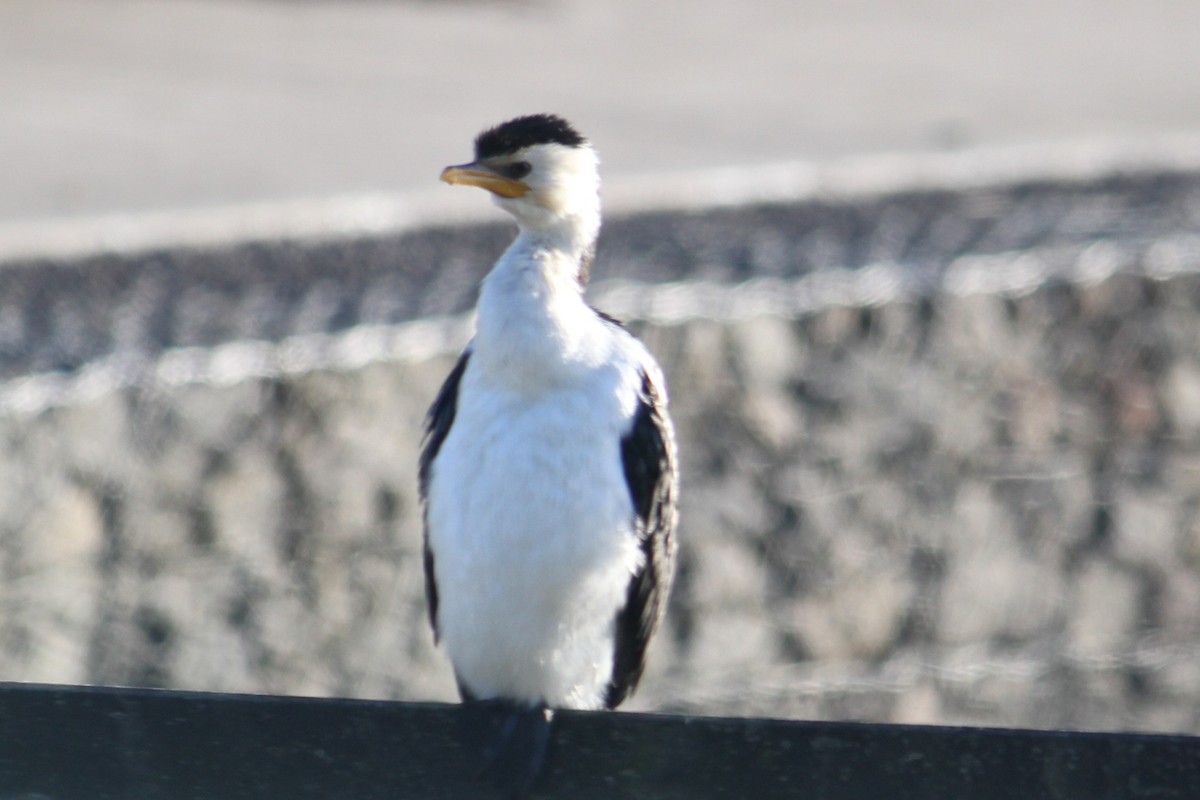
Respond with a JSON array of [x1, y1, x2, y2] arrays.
[[472, 230, 599, 391]]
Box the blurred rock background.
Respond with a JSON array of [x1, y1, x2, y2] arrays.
[[3, 0, 1200, 736]]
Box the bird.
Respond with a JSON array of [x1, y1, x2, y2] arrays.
[[419, 113, 678, 796]]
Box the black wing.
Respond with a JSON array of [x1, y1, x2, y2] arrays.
[[606, 367, 678, 709], [418, 349, 472, 643]]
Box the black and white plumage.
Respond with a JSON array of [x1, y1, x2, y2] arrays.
[[419, 114, 678, 766]]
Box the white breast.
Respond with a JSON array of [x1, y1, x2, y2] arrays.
[[426, 351, 645, 710]]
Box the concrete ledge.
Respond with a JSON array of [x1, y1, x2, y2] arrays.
[[1, 681, 1197, 800]]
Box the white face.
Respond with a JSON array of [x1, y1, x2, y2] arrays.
[[490, 141, 602, 232]]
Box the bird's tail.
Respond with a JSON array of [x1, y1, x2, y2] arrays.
[[459, 699, 555, 799]]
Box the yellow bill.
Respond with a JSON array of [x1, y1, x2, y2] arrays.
[[440, 164, 529, 198]]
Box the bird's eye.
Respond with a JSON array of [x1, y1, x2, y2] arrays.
[[504, 161, 532, 180]]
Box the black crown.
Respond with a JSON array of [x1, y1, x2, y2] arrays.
[[474, 114, 587, 159]]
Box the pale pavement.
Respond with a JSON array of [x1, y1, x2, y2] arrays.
[[3, 0, 1200, 225]]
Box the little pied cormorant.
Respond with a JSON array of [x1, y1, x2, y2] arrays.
[[419, 114, 679, 795]]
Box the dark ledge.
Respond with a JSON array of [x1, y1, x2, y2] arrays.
[[0, 682, 1196, 799]]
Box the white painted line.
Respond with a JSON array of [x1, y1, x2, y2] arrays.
[[3, 134, 1200, 264]]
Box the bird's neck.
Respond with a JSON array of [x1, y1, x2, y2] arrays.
[[472, 225, 601, 390], [511, 204, 600, 271]]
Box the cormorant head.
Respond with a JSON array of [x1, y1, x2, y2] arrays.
[[440, 114, 601, 240]]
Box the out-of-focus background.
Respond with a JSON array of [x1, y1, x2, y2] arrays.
[[6, 0, 1200, 222], [3, 0, 1200, 734]]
